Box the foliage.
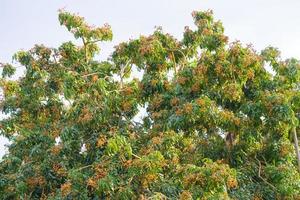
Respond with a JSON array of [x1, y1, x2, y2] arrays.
[[1, 9, 300, 200]]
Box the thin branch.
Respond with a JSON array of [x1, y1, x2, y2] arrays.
[[81, 72, 108, 78], [292, 127, 300, 172], [73, 164, 94, 172], [254, 155, 277, 191], [122, 64, 132, 79], [82, 38, 88, 63], [87, 39, 103, 44], [169, 48, 188, 65], [119, 59, 131, 89], [132, 153, 141, 159], [171, 51, 177, 75]]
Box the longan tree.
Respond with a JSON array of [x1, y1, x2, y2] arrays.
[[0, 10, 300, 199]]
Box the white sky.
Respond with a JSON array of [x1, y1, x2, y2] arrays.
[[1, 0, 300, 158]]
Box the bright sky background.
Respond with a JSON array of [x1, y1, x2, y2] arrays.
[[1, 0, 300, 158]]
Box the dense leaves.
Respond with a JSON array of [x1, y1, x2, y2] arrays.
[[1, 10, 300, 199]]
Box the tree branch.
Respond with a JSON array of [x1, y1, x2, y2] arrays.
[[292, 127, 300, 172], [254, 155, 277, 191]]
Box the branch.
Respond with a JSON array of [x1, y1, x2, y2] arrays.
[[119, 59, 131, 89], [171, 51, 177, 75], [292, 127, 300, 172], [254, 155, 277, 191], [81, 72, 109, 78], [73, 164, 94, 172], [132, 153, 141, 159], [170, 48, 188, 65], [82, 38, 88, 63], [87, 39, 103, 44]]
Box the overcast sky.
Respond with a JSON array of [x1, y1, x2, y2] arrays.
[[1, 0, 300, 158]]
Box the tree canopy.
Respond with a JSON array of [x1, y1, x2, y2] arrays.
[[1, 10, 300, 200]]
